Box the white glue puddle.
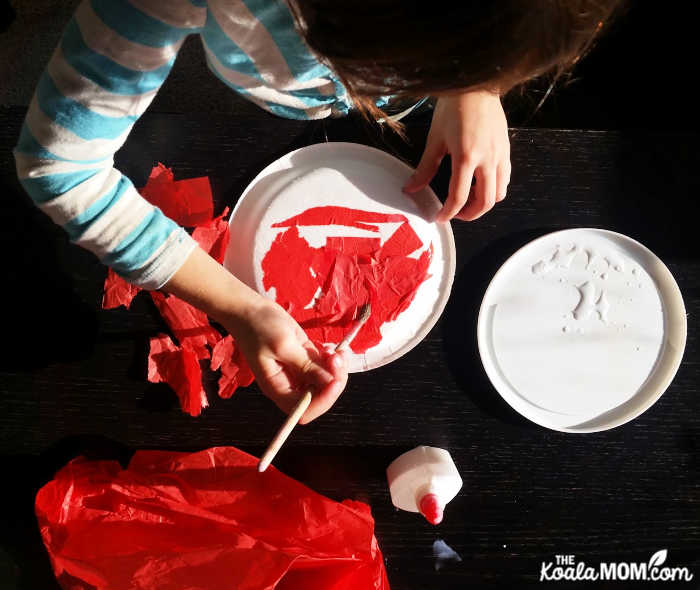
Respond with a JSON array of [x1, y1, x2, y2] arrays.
[[480, 229, 671, 428]]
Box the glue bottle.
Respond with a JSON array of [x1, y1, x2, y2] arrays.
[[386, 446, 462, 525]]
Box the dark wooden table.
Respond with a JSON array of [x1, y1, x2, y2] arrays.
[[1, 105, 698, 589]]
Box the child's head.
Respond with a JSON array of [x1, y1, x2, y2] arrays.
[[289, 0, 622, 98]]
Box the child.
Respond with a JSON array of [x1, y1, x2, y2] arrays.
[[14, 0, 619, 422]]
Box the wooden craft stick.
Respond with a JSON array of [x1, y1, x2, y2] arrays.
[[257, 390, 312, 473], [257, 304, 371, 472]]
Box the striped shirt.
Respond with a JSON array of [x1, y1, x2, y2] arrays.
[[13, 0, 361, 289]]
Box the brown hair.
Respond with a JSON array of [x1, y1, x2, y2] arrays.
[[289, 1, 622, 122]]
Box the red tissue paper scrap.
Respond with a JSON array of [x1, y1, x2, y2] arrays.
[[145, 293, 254, 410], [150, 291, 221, 361], [192, 206, 231, 264], [102, 268, 141, 310], [139, 162, 214, 227], [35, 446, 391, 590], [210, 335, 255, 399], [262, 206, 432, 353], [148, 333, 208, 416], [100, 164, 252, 414], [100, 163, 226, 310]]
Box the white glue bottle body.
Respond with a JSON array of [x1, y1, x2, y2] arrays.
[[386, 446, 462, 525]]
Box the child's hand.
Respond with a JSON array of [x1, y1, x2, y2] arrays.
[[224, 297, 348, 424], [403, 90, 511, 222], [164, 246, 348, 424]]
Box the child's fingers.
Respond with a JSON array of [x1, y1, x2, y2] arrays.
[[300, 352, 348, 424], [254, 355, 299, 413], [256, 335, 347, 421], [456, 166, 496, 221], [496, 160, 511, 202], [279, 340, 335, 392], [252, 339, 331, 411], [436, 156, 476, 222], [403, 137, 445, 194]]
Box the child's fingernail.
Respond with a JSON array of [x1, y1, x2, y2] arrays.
[[332, 354, 343, 369]]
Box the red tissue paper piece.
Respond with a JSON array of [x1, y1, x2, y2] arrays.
[[148, 333, 208, 416], [100, 165, 250, 417], [272, 205, 406, 233], [210, 335, 254, 399], [262, 206, 432, 353], [35, 447, 391, 590], [192, 206, 231, 264], [139, 162, 214, 227], [150, 291, 221, 361], [102, 268, 141, 309]]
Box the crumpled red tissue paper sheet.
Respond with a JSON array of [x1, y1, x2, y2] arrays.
[[35, 446, 390, 590], [262, 206, 432, 353]]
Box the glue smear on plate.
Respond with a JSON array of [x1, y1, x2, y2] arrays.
[[478, 228, 687, 431]]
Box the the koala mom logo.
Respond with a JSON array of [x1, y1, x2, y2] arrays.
[[540, 550, 694, 582]]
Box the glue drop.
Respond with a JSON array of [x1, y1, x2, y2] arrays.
[[386, 446, 462, 525]]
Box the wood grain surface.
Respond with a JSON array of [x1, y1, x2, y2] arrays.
[[0, 105, 698, 589]]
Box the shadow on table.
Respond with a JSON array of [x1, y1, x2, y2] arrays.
[[0, 435, 132, 590], [442, 228, 564, 430], [0, 181, 98, 371], [610, 131, 700, 260]]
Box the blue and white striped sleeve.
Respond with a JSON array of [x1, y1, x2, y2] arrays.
[[13, 0, 206, 289]]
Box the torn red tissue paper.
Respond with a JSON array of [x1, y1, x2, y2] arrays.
[[148, 333, 208, 416], [102, 268, 141, 309], [262, 206, 432, 354], [139, 162, 214, 227], [272, 206, 406, 232], [100, 165, 251, 417], [150, 291, 221, 361], [192, 206, 231, 264], [210, 334, 254, 399], [326, 236, 381, 256], [35, 446, 391, 590]]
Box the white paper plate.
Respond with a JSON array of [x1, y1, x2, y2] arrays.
[[223, 142, 456, 372], [477, 228, 686, 432]]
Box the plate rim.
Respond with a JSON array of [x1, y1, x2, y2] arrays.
[[476, 227, 687, 433], [224, 141, 457, 372]]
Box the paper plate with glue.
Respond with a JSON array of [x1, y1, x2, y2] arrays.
[[477, 228, 686, 432], [224, 142, 456, 372]]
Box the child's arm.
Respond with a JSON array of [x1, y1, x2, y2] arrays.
[[14, 0, 347, 421], [403, 90, 511, 222], [14, 0, 200, 289]]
